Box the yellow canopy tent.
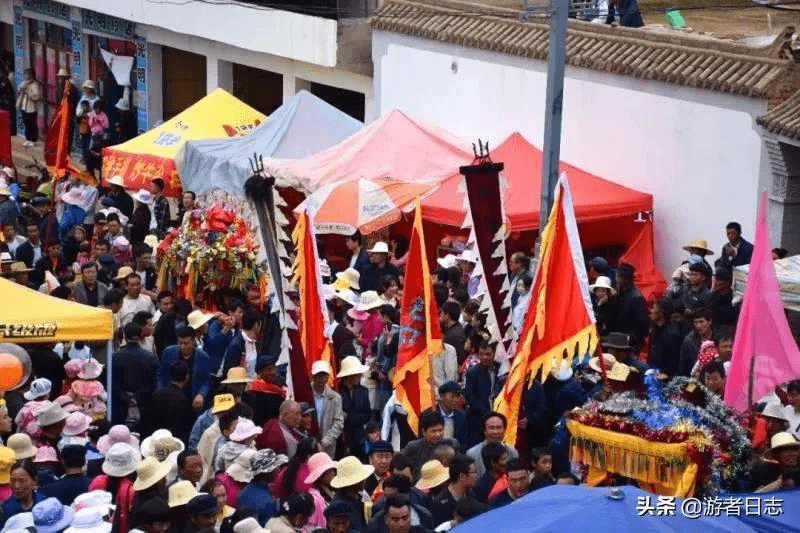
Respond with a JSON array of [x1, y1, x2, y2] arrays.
[[101, 88, 266, 197], [0, 278, 113, 343]]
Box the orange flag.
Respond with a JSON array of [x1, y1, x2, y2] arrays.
[[394, 200, 443, 433], [494, 173, 598, 445], [291, 210, 333, 379], [44, 80, 96, 185]]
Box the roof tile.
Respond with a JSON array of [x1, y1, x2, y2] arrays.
[[371, 0, 794, 97]]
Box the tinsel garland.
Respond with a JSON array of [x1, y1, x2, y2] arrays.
[[569, 373, 751, 485]]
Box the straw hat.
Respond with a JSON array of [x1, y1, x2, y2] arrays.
[[114, 266, 134, 281], [62, 412, 92, 436], [187, 310, 214, 330], [221, 367, 251, 384], [251, 449, 288, 476], [588, 353, 617, 374], [761, 403, 789, 422], [97, 425, 139, 453], [131, 189, 153, 205], [415, 460, 449, 490], [81, 80, 97, 90], [356, 291, 382, 311], [229, 418, 262, 443], [437, 254, 457, 269], [588, 276, 616, 296], [0, 184, 11, 197], [334, 269, 361, 291], [141, 429, 185, 461], [337, 356, 370, 378], [304, 452, 338, 485], [330, 456, 374, 489], [233, 518, 269, 533], [24, 378, 52, 401], [212, 394, 235, 415], [226, 449, 256, 483], [765, 432, 800, 459], [311, 360, 332, 377], [3, 262, 32, 276], [682, 238, 714, 255], [367, 242, 389, 254], [168, 480, 198, 508], [64, 508, 111, 533], [37, 402, 68, 427], [106, 176, 125, 188], [133, 456, 174, 491], [0, 446, 16, 484], [32, 497, 75, 533], [7, 433, 37, 460], [607, 362, 631, 382], [334, 288, 359, 307], [102, 443, 141, 477], [143, 235, 160, 251], [78, 359, 103, 380], [34, 446, 58, 464], [57, 68, 69, 78]]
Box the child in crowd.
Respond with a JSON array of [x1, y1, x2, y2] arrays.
[[88, 99, 108, 144], [529, 447, 555, 491]]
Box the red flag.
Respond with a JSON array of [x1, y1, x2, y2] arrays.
[[394, 200, 442, 433], [724, 192, 800, 412], [44, 81, 96, 185], [291, 210, 333, 382], [494, 173, 598, 445]]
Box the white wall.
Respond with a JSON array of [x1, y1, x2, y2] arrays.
[[60, 0, 338, 67], [374, 31, 769, 277]]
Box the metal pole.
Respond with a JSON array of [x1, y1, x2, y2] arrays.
[[106, 339, 113, 422], [538, 0, 569, 237]]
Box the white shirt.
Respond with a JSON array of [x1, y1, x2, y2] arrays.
[[6, 235, 25, 255], [242, 330, 258, 377], [119, 294, 155, 327], [784, 405, 800, 438]]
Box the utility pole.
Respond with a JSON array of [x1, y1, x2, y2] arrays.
[[538, 0, 569, 236]]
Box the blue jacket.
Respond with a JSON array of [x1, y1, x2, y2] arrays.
[[204, 319, 235, 376], [339, 384, 371, 449], [729, 238, 754, 268], [188, 408, 215, 449], [222, 331, 247, 377], [237, 482, 279, 526], [59, 204, 86, 242], [0, 492, 46, 529], [158, 346, 213, 401], [421, 405, 468, 452]]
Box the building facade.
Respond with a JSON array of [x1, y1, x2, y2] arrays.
[[0, 0, 374, 139], [371, 0, 800, 276]]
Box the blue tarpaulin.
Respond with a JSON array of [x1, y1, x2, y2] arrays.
[[176, 90, 362, 197]]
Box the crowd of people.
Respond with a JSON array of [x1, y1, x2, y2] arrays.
[[0, 106, 799, 533]]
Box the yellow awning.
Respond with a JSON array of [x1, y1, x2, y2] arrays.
[[0, 278, 113, 343], [102, 88, 266, 196]]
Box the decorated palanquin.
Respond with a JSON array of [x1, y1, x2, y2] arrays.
[[567, 374, 751, 497], [156, 204, 264, 302]]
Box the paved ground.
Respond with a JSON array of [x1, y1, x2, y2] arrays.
[[9, 134, 47, 183]]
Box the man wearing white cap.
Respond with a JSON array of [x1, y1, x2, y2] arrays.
[[360, 242, 399, 292], [0, 183, 20, 232], [309, 360, 344, 458]]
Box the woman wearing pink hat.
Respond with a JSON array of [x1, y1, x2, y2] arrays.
[[58, 412, 92, 451], [304, 452, 338, 531], [96, 426, 140, 454]]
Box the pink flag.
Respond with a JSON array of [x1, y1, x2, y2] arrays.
[[724, 192, 800, 412]]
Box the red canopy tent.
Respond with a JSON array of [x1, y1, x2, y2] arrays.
[[422, 132, 666, 301]]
